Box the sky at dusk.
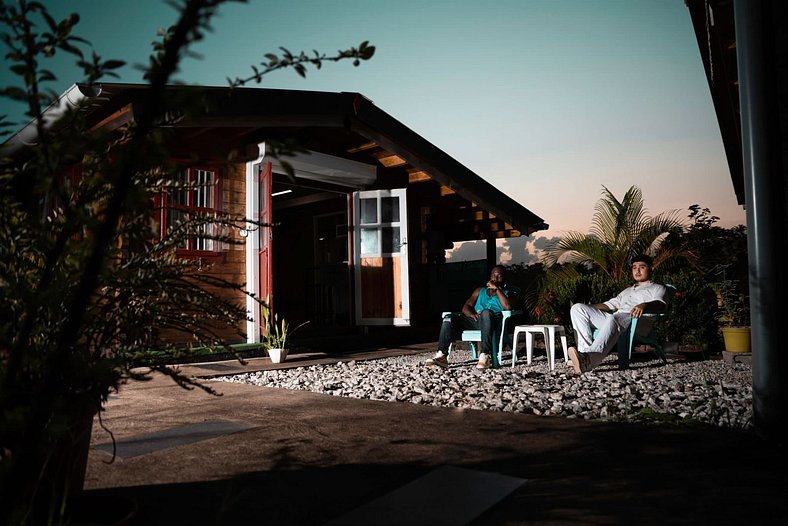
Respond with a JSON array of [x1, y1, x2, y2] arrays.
[[1, 0, 746, 264]]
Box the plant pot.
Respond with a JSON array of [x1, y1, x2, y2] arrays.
[[268, 348, 288, 363], [66, 494, 138, 525], [3, 405, 97, 525], [721, 326, 751, 353]]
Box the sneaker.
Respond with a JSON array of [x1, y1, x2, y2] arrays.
[[426, 351, 449, 368], [567, 346, 591, 374], [476, 353, 492, 369]]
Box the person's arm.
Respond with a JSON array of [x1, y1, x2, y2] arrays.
[[486, 280, 512, 310], [461, 288, 483, 320], [629, 283, 668, 318], [600, 288, 627, 312], [630, 299, 666, 318]]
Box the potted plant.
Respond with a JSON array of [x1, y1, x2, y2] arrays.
[[678, 330, 707, 359], [713, 280, 751, 353], [262, 306, 309, 363]]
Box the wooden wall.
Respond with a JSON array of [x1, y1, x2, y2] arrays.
[[159, 161, 249, 346]]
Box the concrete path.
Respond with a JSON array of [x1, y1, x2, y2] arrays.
[[82, 345, 786, 525]]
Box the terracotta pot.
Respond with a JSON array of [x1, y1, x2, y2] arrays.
[[721, 326, 751, 353]]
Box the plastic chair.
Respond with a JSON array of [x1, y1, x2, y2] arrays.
[[441, 286, 522, 368], [593, 284, 676, 368]]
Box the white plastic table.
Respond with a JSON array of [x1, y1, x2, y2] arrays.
[[512, 324, 569, 371]]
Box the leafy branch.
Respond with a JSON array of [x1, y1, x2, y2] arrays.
[[229, 40, 375, 87]]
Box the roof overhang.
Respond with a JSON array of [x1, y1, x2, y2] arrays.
[[685, 0, 745, 205], [2, 82, 549, 237]]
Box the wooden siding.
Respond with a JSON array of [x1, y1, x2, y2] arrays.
[[359, 256, 402, 318], [160, 161, 248, 345]]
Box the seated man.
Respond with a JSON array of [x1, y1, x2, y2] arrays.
[[426, 265, 514, 369], [567, 254, 667, 374]]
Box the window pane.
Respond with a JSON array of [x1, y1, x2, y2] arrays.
[[360, 198, 377, 224], [381, 196, 400, 223], [195, 169, 214, 208], [171, 170, 189, 207], [167, 209, 188, 249], [360, 227, 379, 254], [382, 226, 401, 253], [195, 222, 213, 251]]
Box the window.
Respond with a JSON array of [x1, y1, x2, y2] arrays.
[[162, 167, 221, 254], [359, 195, 402, 255]]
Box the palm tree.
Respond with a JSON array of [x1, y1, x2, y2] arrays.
[[543, 186, 689, 280]]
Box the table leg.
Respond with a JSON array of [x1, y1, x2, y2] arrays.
[[525, 330, 535, 365], [558, 327, 569, 364], [546, 327, 555, 370]]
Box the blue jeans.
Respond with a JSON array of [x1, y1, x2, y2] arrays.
[[438, 310, 503, 355]]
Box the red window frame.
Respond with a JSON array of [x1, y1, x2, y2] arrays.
[[158, 166, 223, 258]]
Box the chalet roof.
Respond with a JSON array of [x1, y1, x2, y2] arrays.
[[685, 0, 745, 205], [2, 82, 548, 238]]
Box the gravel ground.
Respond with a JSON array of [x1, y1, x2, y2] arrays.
[[215, 349, 754, 431]]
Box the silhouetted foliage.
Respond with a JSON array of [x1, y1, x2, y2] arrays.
[[0, 1, 373, 523]]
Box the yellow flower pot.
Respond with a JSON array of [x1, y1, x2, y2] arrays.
[[721, 327, 751, 353]]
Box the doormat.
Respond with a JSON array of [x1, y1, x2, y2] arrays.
[[92, 419, 256, 459], [324, 465, 526, 526]]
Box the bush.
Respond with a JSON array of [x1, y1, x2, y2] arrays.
[[659, 271, 720, 351]]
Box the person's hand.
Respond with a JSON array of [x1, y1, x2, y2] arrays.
[[486, 280, 499, 291], [469, 312, 480, 321], [630, 303, 646, 318]]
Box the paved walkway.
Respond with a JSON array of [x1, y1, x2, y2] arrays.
[[82, 344, 786, 525]]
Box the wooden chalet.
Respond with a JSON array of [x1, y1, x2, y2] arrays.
[[2, 83, 548, 343]]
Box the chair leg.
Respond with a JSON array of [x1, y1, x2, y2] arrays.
[[468, 342, 477, 359], [618, 331, 632, 370], [654, 343, 668, 364]]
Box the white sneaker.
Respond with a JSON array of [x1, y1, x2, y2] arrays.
[[426, 351, 449, 368], [476, 353, 492, 369]]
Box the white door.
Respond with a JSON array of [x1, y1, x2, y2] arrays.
[[353, 189, 410, 326]]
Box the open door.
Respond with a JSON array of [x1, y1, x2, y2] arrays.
[[259, 161, 273, 323], [353, 189, 410, 326]]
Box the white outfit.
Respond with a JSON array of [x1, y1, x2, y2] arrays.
[[570, 281, 667, 368]]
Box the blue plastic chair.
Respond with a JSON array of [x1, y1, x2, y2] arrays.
[[442, 286, 522, 368], [593, 284, 676, 368]]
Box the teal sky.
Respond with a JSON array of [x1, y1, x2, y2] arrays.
[[1, 0, 745, 255]]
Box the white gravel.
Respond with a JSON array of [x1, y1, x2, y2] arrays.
[[214, 350, 754, 431]]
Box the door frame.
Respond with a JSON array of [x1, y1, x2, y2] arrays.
[[353, 188, 411, 326]]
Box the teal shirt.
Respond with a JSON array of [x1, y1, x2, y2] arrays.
[[474, 287, 508, 313]]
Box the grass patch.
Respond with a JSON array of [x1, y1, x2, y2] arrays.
[[136, 342, 266, 366], [629, 408, 712, 429]]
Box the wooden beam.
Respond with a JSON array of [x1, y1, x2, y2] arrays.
[[88, 103, 133, 133], [347, 141, 379, 153], [407, 169, 431, 183], [375, 152, 407, 167]]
